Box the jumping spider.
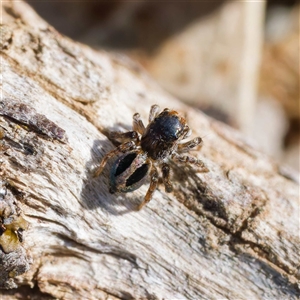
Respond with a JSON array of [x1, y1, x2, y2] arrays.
[[94, 105, 208, 210]]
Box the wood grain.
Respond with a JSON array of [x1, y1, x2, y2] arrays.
[[0, 1, 299, 299]]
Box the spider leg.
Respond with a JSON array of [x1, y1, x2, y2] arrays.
[[182, 126, 192, 139], [109, 131, 139, 144], [178, 137, 203, 153], [133, 113, 145, 135], [161, 163, 173, 193], [172, 153, 209, 172], [137, 164, 158, 210], [149, 104, 160, 123], [94, 141, 137, 177]]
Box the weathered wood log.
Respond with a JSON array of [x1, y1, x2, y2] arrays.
[[0, 1, 299, 299]]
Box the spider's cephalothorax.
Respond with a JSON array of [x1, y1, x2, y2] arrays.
[[94, 105, 208, 210]]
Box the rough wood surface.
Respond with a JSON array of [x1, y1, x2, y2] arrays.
[[0, 1, 299, 299]]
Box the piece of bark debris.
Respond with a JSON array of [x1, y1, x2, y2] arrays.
[[0, 98, 67, 143]]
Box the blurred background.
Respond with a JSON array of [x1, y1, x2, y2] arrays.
[[27, 0, 299, 172]]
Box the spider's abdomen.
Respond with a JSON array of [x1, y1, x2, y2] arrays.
[[141, 110, 185, 160], [110, 151, 150, 194]]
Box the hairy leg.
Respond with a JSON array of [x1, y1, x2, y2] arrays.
[[109, 131, 139, 144], [178, 137, 203, 153], [94, 141, 137, 177], [137, 165, 158, 210], [161, 163, 173, 193], [133, 113, 145, 135], [149, 104, 160, 123], [172, 153, 209, 172]]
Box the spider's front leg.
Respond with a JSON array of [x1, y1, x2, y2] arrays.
[[178, 137, 203, 153], [172, 153, 209, 172], [94, 141, 137, 177], [149, 104, 160, 123], [137, 165, 158, 210], [133, 113, 145, 135]]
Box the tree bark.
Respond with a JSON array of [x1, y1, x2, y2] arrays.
[[0, 1, 299, 299]]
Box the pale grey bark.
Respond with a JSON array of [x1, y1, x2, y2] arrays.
[[0, 1, 299, 299]]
